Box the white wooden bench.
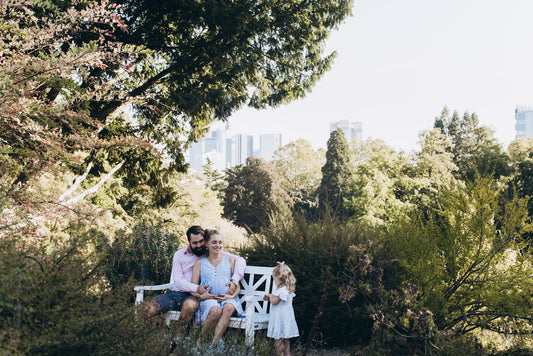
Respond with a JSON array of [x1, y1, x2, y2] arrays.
[[134, 265, 276, 346]]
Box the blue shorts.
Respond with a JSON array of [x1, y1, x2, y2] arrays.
[[154, 290, 198, 313]]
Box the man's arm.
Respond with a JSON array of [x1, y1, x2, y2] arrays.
[[171, 250, 201, 293]]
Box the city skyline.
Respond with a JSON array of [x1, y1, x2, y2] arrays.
[[189, 119, 363, 170], [224, 0, 533, 152]]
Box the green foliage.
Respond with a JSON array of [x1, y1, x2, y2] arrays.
[[386, 176, 533, 338], [434, 108, 511, 181], [0, 0, 138, 184], [240, 213, 373, 348], [202, 158, 226, 201], [317, 129, 354, 219], [102, 221, 180, 288], [223, 157, 293, 233], [346, 138, 411, 227], [272, 138, 325, 214], [341, 240, 438, 355], [0, 219, 168, 355]]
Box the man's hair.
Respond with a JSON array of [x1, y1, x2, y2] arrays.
[[186, 225, 205, 242]]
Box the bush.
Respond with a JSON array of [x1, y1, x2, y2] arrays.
[[102, 221, 180, 288], [240, 213, 374, 348], [0, 215, 169, 355]]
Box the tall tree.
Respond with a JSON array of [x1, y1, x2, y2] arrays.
[[272, 138, 325, 212], [434, 108, 511, 181], [317, 128, 353, 218], [398, 129, 460, 214], [2, 0, 355, 183], [345, 138, 410, 226], [222, 156, 293, 232]]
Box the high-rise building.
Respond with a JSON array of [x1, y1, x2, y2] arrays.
[[515, 106, 533, 139], [329, 120, 362, 141], [188, 130, 226, 170], [259, 133, 282, 161], [232, 134, 254, 166], [188, 125, 281, 170]]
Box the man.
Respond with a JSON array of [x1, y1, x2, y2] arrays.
[[142, 225, 246, 327]]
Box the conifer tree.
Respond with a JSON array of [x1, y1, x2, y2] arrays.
[[222, 157, 293, 232], [317, 128, 354, 218]]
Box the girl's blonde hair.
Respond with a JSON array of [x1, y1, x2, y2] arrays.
[[272, 262, 296, 292]]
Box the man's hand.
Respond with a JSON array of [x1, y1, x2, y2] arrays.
[[198, 285, 213, 300], [226, 280, 237, 295], [197, 284, 209, 295], [263, 294, 270, 301]]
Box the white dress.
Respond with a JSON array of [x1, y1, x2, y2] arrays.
[[267, 286, 299, 339]]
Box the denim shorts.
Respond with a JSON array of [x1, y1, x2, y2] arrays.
[[154, 290, 198, 313]]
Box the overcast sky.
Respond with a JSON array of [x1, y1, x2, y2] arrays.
[[221, 0, 533, 153]]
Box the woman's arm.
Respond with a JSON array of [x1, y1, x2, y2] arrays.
[[191, 260, 211, 299], [215, 258, 241, 301], [227, 258, 240, 298]]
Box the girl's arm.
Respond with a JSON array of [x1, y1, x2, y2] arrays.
[[263, 293, 281, 305]]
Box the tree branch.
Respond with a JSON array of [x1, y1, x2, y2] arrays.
[[57, 162, 94, 203], [93, 65, 175, 120], [62, 160, 124, 206]]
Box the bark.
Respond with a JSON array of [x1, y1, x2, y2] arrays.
[[61, 160, 124, 206]]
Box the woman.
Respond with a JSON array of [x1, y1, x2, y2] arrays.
[[191, 229, 242, 345]]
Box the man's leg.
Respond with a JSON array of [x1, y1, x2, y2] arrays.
[[176, 297, 199, 327], [212, 303, 235, 345], [140, 299, 162, 319]]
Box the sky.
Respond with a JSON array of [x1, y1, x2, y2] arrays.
[[221, 0, 533, 153]]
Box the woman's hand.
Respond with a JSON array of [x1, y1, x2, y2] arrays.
[[214, 292, 235, 302]]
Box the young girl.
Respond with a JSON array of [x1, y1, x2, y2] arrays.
[[263, 262, 299, 356]]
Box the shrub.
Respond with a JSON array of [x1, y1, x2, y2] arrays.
[[240, 213, 374, 348], [0, 215, 168, 355]]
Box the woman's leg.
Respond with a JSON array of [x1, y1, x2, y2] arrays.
[[212, 303, 235, 344], [202, 306, 222, 333]]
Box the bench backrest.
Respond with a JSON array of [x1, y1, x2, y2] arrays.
[[239, 266, 277, 316]]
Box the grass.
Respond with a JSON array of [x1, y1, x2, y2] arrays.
[[160, 325, 350, 356]]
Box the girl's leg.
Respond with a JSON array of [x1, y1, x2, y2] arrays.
[[212, 303, 235, 344], [274, 339, 284, 356], [284, 338, 291, 356]]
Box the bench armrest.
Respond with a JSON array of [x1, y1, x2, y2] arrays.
[[134, 283, 173, 304]]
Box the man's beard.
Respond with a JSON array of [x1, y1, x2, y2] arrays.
[[191, 245, 207, 257]]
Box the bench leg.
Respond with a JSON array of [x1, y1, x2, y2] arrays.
[[245, 324, 254, 348]]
